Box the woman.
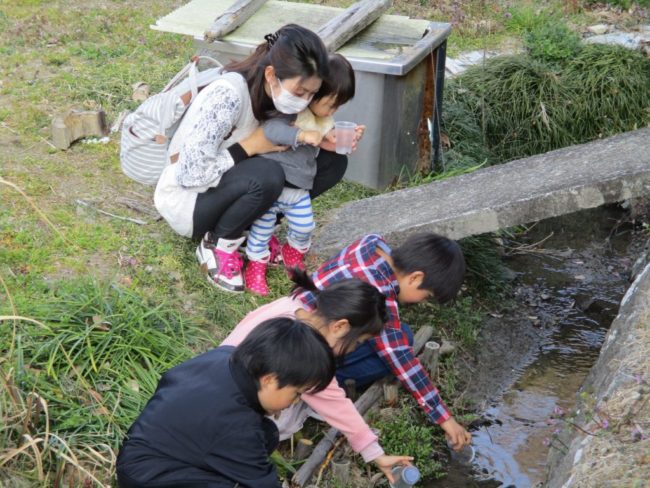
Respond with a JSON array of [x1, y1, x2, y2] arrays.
[[221, 271, 413, 485], [155, 25, 348, 293]]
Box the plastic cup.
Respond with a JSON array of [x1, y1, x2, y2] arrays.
[[448, 440, 475, 464], [334, 121, 357, 155]]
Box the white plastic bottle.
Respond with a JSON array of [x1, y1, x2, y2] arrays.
[[390, 465, 421, 487]]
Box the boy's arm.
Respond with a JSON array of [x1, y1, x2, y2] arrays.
[[370, 324, 451, 423], [263, 117, 300, 147], [370, 317, 471, 448]]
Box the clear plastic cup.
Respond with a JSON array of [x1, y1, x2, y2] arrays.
[[390, 465, 420, 487], [448, 440, 475, 464], [334, 121, 357, 155]]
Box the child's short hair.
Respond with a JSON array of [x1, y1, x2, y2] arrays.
[[392, 233, 466, 304], [232, 317, 335, 393], [315, 53, 355, 107]]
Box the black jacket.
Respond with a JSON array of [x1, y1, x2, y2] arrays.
[[116, 346, 280, 488]]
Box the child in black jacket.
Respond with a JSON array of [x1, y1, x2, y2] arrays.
[[116, 318, 335, 488]]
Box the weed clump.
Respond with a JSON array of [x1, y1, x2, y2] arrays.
[[0, 279, 212, 485], [564, 43, 650, 142], [443, 38, 650, 165]]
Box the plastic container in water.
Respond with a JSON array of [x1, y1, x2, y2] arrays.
[[447, 441, 476, 464], [390, 465, 421, 487]]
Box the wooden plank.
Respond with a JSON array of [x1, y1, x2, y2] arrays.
[[152, 0, 434, 62], [292, 325, 434, 487], [204, 0, 268, 42], [317, 0, 392, 52]]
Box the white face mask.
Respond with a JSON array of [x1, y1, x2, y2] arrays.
[[270, 77, 312, 114]]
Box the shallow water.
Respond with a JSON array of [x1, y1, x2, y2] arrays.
[[426, 207, 636, 488]]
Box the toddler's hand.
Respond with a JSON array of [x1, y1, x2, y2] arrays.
[[298, 130, 323, 147]]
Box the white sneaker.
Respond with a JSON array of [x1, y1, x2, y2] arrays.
[[196, 233, 246, 293]]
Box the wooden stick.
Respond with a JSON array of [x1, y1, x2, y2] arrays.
[[317, 0, 392, 52], [75, 199, 148, 225], [421, 341, 440, 379], [294, 438, 314, 461], [292, 326, 433, 486], [383, 380, 399, 406], [204, 0, 268, 42], [331, 458, 351, 485]]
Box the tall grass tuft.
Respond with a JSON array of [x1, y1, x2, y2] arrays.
[[0, 279, 214, 485], [456, 54, 575, 162], [564, 44, 650, 142]]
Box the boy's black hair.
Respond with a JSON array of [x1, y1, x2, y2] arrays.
[[290, 270, 387, 355], [314, 53, 355, 107], [232, 317, 335, 393], [392, 233, 466, 304]]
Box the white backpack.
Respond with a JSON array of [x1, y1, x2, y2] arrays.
[[120, 56, 223, 185]]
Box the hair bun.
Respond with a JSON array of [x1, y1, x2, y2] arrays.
[[264, 32, 279, 49]]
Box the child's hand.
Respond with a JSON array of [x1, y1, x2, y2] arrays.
[[351, 124, 366, 152], [298, 130, 323, 147], [373, 455, 414, 485], [441, 417, 472, 450]]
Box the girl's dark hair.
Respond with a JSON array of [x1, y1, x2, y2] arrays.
[[291, 270, 387, 355], [225, 24, 329, 121], [232, 317, 335, 393], [392, 233, 466, 304], [315, 53, 355, 107]]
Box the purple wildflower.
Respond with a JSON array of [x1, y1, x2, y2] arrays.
[[600, 419, 609, 430], [553, 406, 565, 417]]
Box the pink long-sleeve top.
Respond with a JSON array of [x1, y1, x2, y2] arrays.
[[221, 296, 384, 462]]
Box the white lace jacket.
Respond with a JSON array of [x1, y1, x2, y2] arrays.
[[154, 72, 258, 237]]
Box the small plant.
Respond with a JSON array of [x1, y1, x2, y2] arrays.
[[524, 20, 583, 67], [370, 400, 444, 481]]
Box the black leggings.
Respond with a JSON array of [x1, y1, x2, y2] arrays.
[[192, 150, 347, 240]]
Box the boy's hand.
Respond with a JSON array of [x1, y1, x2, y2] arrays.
[[441, 417, 472, 450], [373, 455, 414, 484], [298, 130, 323, 146]]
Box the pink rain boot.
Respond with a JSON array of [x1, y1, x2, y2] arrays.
[[281, 243, 306, 275], [245, 259, 270, 296]]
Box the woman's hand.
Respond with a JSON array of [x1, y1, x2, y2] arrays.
[[239, 127, 288, 156], [441, 417, 472, 450], [373, 454, 414, 484]]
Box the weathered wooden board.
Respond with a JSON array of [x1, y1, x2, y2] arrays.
[[152, 0, 435, 62], [317, 0, 391, 52], [204, 0, 268, 42]]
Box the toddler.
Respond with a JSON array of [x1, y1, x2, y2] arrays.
[[244, 54, 357, 295]]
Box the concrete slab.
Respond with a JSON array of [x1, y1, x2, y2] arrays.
[[313, 128, 650, 257]]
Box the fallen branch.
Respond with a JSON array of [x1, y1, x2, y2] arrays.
[[76, 199, 147, 225]]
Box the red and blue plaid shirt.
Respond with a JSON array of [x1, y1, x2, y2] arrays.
[[298, 234, 451, 425]]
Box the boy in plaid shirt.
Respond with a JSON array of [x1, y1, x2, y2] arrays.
[[297, 232, 472, 449]]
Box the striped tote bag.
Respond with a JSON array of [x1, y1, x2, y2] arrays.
[[120, 56, 222, 185]]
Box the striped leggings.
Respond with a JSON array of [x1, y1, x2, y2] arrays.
[[246, 187, 315, 261]]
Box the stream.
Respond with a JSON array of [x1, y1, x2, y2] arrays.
[[426, 206, 640, 488]]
